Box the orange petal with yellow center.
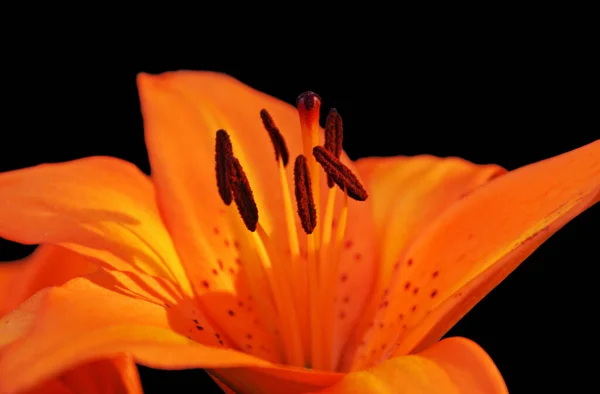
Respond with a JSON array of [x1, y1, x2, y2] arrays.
[[0, 157, 191, 294], [137, 71, 376, 365], [360, 140, 598, 364], [313, 337, 507, 394], [0, 245, 97, 316], [24, 354, 142, 394], [343, 155, 505, 369]]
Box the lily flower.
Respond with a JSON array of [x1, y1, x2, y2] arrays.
[[0, 71, 598, 394]]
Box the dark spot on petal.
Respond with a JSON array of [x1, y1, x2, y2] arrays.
[[343, 296, 350, 303], [213, 227, 220, 235], [344, 240, 353, 249], [407, 258, 413, 266], [411, 305, 417, 312], [196, 325, 204, 331], [202, 280, 210, 289], [218, 260, 224, 270], [413, 287, 419, 295], [431, 290, 438, 298], [212, 269, 218, 275], [238, 301, 245, 307], [193, 319, 198, 324], [247, 333, 253, 339], [224, 239, 230, 247], [354, 253, 362, 261], [432, 270, 439, 278], [228, 310, 235, 316], [404, 282, 411, 290], [340, 273, 348, 282]]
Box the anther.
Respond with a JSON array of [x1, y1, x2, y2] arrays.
[[313, 146, 369, 201], [229, 157, 259, 232], [260, 109, 290, 166], [324, 108, 344, 188], [215, 129, 234, 205], [294, 155, 317, 234]]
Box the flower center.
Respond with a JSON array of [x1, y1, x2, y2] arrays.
[[214, 93, 368, 371]]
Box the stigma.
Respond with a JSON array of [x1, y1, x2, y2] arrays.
[[214, 93, 367, 371]]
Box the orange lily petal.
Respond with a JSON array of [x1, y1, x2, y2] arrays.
[[0, 276, 272, 393], [1, 247, 143, 393], [0, 272, 346, 394], [313, 337, 507, 394], [360, 140, 599, 363], [344, 155, 504, 369], [0, 245, 97, 316], [25, 354, 142, 394], [0, 156, 191, 294], [137, 71, 376, 364]]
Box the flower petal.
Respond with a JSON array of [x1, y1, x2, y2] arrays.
[[0, 245, 97, 316], [137, 71, 376, 366], [1, 247, 142, 393], [344, 155, 504, 369], [24, 354, 142, 394], [367, 140, 599, 361], [313, 337, 507, 394], [0, 157, 191, 294], [1, 272, 344, 394], [0, 276, 272, 393], [212, 365, 342, 394]]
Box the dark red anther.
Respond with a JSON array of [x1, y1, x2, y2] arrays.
[[260, 109, 290, 166], [294, 155, 317, 234], [313, 146, 368, 201], [229, 157, 259, 232], [215, 129, 234, 205], [324, 108, 344, 188]]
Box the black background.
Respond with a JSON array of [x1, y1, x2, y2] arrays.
[[0, 30, 597, 393]]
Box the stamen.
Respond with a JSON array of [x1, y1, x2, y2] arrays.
[[215, 129, 233, 205], [324, 108, 343, 188], [313, 146, 369, 201], [293, 155, 317, 234], [328, 190, 349, 370], [294, 154, 324, 368], [229, 157, 259, 232], [321, 108, 344, 255], [260, 109, 290, 166], [260, 108, 306, 363]]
